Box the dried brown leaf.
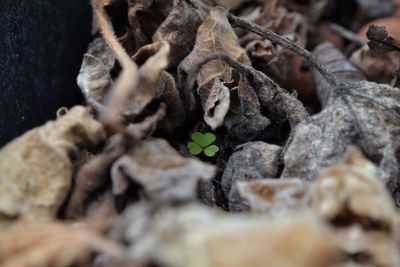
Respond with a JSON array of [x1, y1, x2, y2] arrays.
[[307, 148, 399, 267], [115, 204, 341, 267], [351, 44, 398, 84], [0, 221, 124, 267], [221, 142, 282, 211], [66, 104, 166, 219], [111, 138, 216, 203], [180, 7, 251, 129], [313, 42, 365, 106], [241, 2, 308, 86], [127, 0, 173, 50], [223, 78, 271, 141], [282, 43, 400, 204], [0, 106, 105, 222], [237, 148, 400, 266], [153, 0, 207, 67], [77, 37, 116, 110], [238, 178, 308, 216], [367, 24, 400, 55], [156, 71, 186, 130]]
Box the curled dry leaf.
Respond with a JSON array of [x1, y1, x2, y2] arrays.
[[77, 37, 116, 110], [308, 148, 395, 231], [366, 24, 400, 55], [241, 1, 308, 91], [307, 148, 399, 267], [114, 204, 341, 267], [126, 41, 170, 118], [66, 104, 166, 219], [313, 42, 365, 106], [223, 78, 271, 141], [0, 221, 125, 267], [153, 0, 207, 67], [187, 53, 309, 131], [282, 42, 400, 204], [111, 138, 216, 203], [127, 0, 174, 50], [238, 148, 400, 266], [66, 134, 125, 219], [350, 24, 400, 85], [351, 44, 398, 84], [238, 178, 308, 216], [221, 141, 282, 211], [0, 106, 105, 222], [180, 7, 252, 129]]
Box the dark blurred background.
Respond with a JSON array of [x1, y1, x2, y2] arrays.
[[0, 0, 92, 146]]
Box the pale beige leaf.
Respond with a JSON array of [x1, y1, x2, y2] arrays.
[[0, 106, 105, 223]]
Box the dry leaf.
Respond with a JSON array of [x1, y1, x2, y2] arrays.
[[223, 77, 271, 141], [111, 138, 216, 203], [238, 148, 400, 266], [66, 104, 166, 219], [114, 203, 341, 267], [282, 42, 400, 205], [0, 106, 105, 222], [180, 7, 252, 129], [351, 44, 398, 84], [127, 0, 174, 50], [77, 37, 116, 110], [221, 142, 282, 211], [126, 41, 170, 118], [307, 148, 399, 267], [0, 220, 124, 267], [153, 0, 207, 67], [313, 42, 365, 106], [238, 178, 308, 216]]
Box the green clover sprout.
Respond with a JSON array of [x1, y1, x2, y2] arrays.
[[187, 132, 219, 157]]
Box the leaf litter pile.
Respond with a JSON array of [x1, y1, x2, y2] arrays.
[[4, 0, 400, 266]]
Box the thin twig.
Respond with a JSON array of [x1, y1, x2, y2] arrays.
[[330, 23, 366, 46], [227, 14, 338, 88]]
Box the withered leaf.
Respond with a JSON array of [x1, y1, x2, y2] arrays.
[[241, 1, 308, 87], [156, 71, 186, 130], [153, 0, 207, 67], [307, 148, 399, 267], [180, 7, 251, 129], [351, 44, 398, 84], [238, 178, 308, 216], [367, 25, 400, 55], [237, 148, 400, 266], [223, 78, 271, 141], [0, 106, 105, 222], [66, 104, 166, 219], [77, 37, 116, 110], [114, 203, 341, 267], [127, 0, 174, 50], [307, 148, 396, 230], [283, 42, 400, 206], [0, 221, 124, 267], [66, 134, 125, 219], [313, 42, 365, 106], [221, 142, 282, 211], [188, 53, 309, 129], [111, 138, 216, 203], [126, 41, 170, 118]]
